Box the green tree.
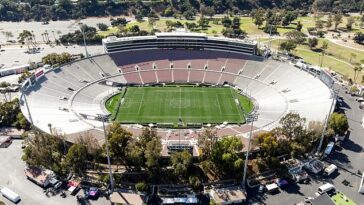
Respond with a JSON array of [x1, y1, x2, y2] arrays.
[[285, 30, 306, 44], [198, 16, 209, 29], [22, 131, 65, 175], [346, 16, 355, 30], [326, 14, 333, 30], [163, 7, 173, 17], [279, 41, 297, 53], [65, 143, 88, 176], [186, 22, 198, 31], [333, 13, 343, 30], [144, 137, 162, 171], [189, 176, 202, 192], [106, 123, 132, 169], [183, 10, 194, 20], [42, 52, 72, 66], [0, 98, 29, 129], [263, 23, 278, 34], [308, 37, 319, 50], [251, 8, 265, 28], [353, 32, 364, 44], [222, 16, 232, 28], [353, 66, 362, 82], [296, 21, 303, 31], [254, 132, 279, 159], [328, 112, 349, 135], [211, 136, 244, 178], [232, 17, 241, 29], [135, 182, 149, 193], [320, 41, 329, 67], [111, 17, 127, 27], [97, 23, 108, 31], [200, 6, 215, 18], [198, 129, 218, 160], [171, 150, 192, 179], [278, 113, 306, 139], [18, 30, 32, 44]]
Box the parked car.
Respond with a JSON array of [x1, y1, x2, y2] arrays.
[[304, 196, 314, 203], [85, 187, 99, 199], [54, 181, 63, 190], [258, 185, 266, 194], [49, 177, 60, 187], [323, 164, 338, 176], [318, 183, 335, 195]]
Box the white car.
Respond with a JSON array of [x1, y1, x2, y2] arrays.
[[304, 197, 314, 203]]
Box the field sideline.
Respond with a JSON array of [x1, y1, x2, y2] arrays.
[[105, 86, 253, 125]]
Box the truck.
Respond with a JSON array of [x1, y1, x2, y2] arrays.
[[266, 183, 280, 194], [323, 164, 338, 176], [1, 187, 21, 203], [25, 166, 53, 188]]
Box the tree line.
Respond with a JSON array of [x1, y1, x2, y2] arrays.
[[1, 0, 363, 22], [21, 111, 349, 188], [21, 122, 250, 192], [0, 98, 29, 130], [252, 112, 348, 174]]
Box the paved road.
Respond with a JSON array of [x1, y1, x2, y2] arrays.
[[247, 83, 364, 205], [0, 140, 109, 205]]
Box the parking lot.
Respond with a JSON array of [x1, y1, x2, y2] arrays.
[[247, 84, 364, 205], [0, 140, 108, 205], [0, 44, 104, 69]]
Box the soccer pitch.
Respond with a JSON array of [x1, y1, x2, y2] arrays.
[[106, 86, 253, 125]]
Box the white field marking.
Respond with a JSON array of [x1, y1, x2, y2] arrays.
[[179, 87, 182, 118], [229, 88, 244, 123], [119, 114, 241, 118], [137, 92, 145, 115], [215, 93, 223, 115]]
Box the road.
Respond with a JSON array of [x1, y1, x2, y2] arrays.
[[247, 83, 364, 205], [0, 140, 109, 205]]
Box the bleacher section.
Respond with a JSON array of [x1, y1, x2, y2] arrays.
[[20, 48, 333, 140]]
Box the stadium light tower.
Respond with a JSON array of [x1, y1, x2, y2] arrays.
[[316, 90, 336, 155], [96, 114, 115, 193], [19, 88, 34, 126], [79, 22, 89, 58], [242, 112, 259, 190]]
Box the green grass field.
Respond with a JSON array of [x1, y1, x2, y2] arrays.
[[105, 86, 253, 125]]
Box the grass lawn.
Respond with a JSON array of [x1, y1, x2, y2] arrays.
[[267, 38, 363, 82], [331, 192, 357, 205], [106, 86, 253, 125]]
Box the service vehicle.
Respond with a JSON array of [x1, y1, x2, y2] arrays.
[[1, 187, 20, 203]]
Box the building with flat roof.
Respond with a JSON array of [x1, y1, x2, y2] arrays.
[[209, 186, 246, 205], [110, 191, 144, 205]]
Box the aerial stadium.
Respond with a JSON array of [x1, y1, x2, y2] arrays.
[[19, 30, 334, 156]]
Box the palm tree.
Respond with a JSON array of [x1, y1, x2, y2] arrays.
[[320, 41, 329, 68], [48, 123, 52, 134]]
